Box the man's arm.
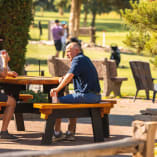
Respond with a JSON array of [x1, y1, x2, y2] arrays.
[[50, 73, 74, 97]]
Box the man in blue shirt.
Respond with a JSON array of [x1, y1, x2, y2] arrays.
[[50, 41, 101, 141]]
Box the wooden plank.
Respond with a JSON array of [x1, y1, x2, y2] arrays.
[[133, 121, 157, 157], [19, 94, 33, 102], [0, 102, 7, 106], [0, 76, 60, 85], [111, 77, 128, 82], [33, 102, 114, 110], [0, 138, 144, 157]]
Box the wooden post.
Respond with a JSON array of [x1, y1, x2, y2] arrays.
[[133, 120, 157, 157]]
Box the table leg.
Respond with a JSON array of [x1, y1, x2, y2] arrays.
[[102, 114, 109, 138], [90, 108, 104, 142], [14, 113, 25, 131], [41, 114, 56, 145]]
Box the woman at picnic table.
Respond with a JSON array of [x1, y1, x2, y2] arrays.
[[50, 38, 101, 141], [0, 40, 18, 140]]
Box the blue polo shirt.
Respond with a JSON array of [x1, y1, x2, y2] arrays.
[[68, 53, 101, 93]]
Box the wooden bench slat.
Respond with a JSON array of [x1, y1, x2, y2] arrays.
[[111, 77, 128, 82], [34, 102, 114, 110], [0, 102, 7, 106], [19, 94, 33, 102], [34, 100, 116, 120]]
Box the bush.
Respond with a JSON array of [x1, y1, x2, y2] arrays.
[[123, 31, 150, 54], [145, 33, 157, 55], [20, 90, 48, 103], [0, 0, 33, 74]]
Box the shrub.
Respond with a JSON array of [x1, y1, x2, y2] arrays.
[[145, 33, 157, 55], [0, 0, 33, 74], [123, 31, 150, 54]]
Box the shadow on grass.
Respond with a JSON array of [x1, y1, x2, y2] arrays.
[[120, 51, 136, 56], [118, 65, 129, 69], [95, 22, 128, 32], [25, 58, 47, 65]]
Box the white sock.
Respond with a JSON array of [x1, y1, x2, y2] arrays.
[[54, 131, 61, 135]]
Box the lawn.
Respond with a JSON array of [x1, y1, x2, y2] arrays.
[[26, 11, 157, 98]]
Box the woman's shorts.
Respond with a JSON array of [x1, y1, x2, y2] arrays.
[[0, 93, 8, 102], [54, 39, 62, 51]]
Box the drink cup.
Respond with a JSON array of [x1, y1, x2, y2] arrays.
[[52, 92, 58, 103]]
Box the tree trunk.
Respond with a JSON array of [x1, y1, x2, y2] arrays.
[[91, 11, 96, 27], [83, 11, 88, 26], [58, 7, 64, 16], [90, 12, 96, 43], [69, 0, 76, 37], [75, 0, 82, 37], [69, 0, 81, 38]]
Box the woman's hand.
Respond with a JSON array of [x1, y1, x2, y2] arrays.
[[7, 71, 18, 77]]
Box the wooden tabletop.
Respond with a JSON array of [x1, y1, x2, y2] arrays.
[[0, 76, 60, 85]]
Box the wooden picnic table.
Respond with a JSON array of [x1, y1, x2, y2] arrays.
[[0, 76, 61, 131]]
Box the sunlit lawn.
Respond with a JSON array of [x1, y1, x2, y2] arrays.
[[26, 11, 157, 98]]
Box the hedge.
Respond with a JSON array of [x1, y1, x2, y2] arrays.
[[0, 0, 33, 74]]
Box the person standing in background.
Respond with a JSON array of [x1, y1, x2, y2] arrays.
[[38, 20, 42, 40], [61, 21, 68, 58], [51, 19, 63, 57]]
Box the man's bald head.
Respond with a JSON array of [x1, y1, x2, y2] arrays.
[[66, 42, 81, 52], [66, 42, 81, 61]]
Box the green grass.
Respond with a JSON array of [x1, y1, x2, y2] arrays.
[[26, 11, 157, 98], [29, 11, 127, 47]]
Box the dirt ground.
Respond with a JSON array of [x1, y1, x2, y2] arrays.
[[0, 97, 156, 156]]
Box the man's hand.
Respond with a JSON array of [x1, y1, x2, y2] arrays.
[[50, 73, 74, 97], [50, 88, 58, 97], [7, 71, 18, 77]]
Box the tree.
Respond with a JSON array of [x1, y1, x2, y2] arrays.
[[69, 0, 82, 37], [110, 0, 131, 14], [53, 0, 70, 15], [121, 0, 157, 54], [82, 0, 89, 26], [0, 0, 33, 74], [33, 0, 55, 11]]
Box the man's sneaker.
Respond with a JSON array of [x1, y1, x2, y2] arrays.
[[65, 131, 75, 141], [53, 131, 65, 142], [0, 131, 18, 140]]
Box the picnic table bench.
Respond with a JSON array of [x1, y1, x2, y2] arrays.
[[33, 99, 116, 145]]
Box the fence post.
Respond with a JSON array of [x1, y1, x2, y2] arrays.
[[102, 31, 106, 47], [132, 121, 157, 157]]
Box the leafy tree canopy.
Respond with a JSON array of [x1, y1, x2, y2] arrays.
[[121, 0, 157, 32]]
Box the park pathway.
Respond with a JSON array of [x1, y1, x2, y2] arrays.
[[0, 98, 156, 157]]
